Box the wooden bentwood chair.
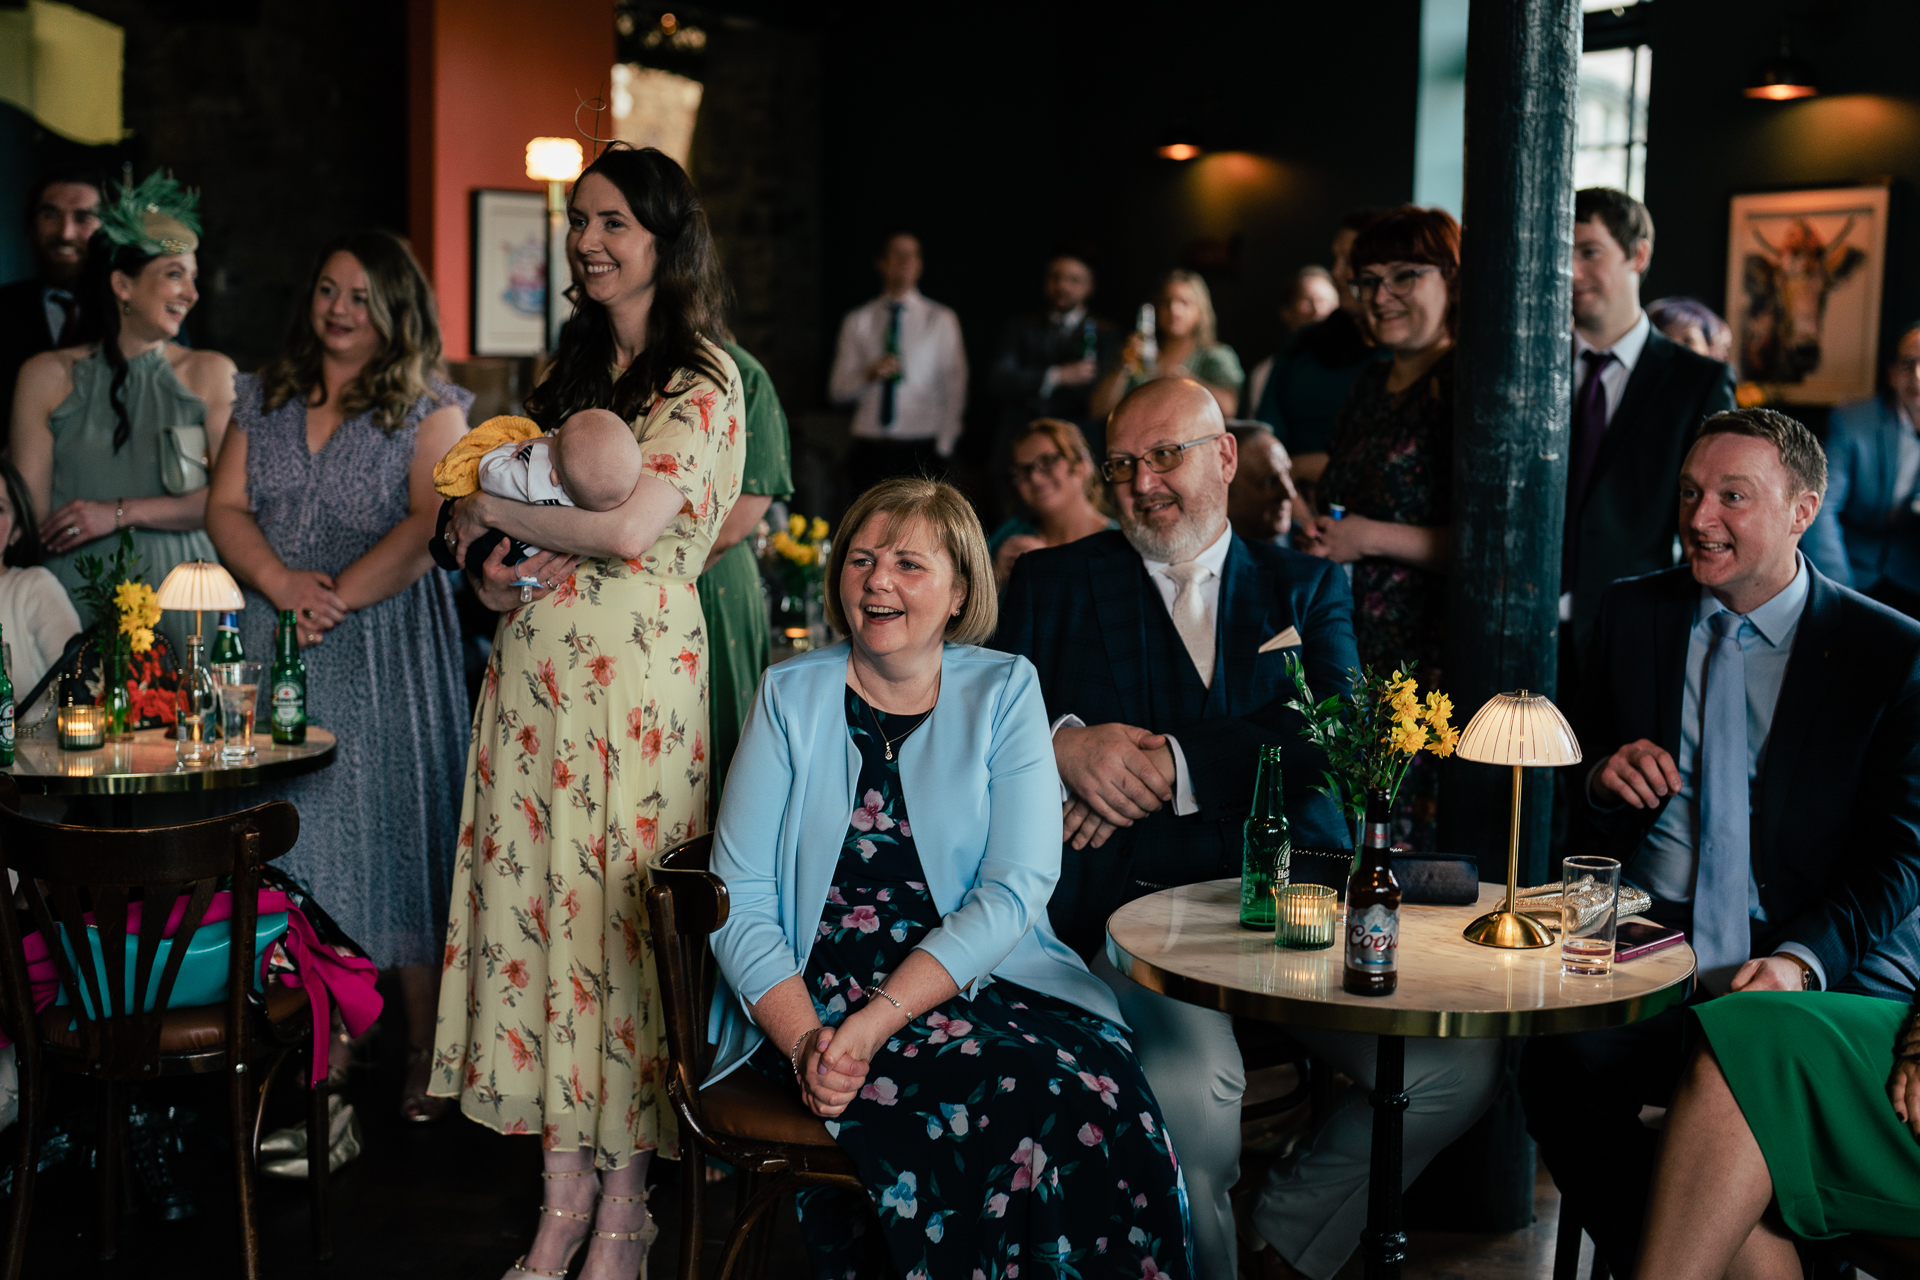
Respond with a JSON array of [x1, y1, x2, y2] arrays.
[[646, 835, 864, 1280], [0, 782, 331, 1280]]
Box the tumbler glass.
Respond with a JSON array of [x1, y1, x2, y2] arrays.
[[212, 662, 262, 761], [1274, 884, 1339, 950], [1560, 855, 1621, 975]]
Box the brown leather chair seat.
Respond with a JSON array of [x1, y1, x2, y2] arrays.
[[698, 1064, 838, 1148], [39, 980, 311, 1055]]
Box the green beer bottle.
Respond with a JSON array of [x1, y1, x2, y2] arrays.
[[1240, 744, 1289, 929], [0, 625, 14, 767], [211, 610, 244, 665], [270, 610, 306, 745]]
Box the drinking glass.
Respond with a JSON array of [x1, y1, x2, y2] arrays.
[[1274, 884, 1339, 950], [1560, 855, 1621, 975], [212, 662, 262, 761]]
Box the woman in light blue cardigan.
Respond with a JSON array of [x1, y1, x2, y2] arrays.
[[708, 477, 1192, 1279]]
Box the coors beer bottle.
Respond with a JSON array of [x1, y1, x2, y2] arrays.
[[1344, 787, 1401, 996]]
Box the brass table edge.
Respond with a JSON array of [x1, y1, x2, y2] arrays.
[[1105, 937, 1694, 1038], [6, 733, 338, 795]]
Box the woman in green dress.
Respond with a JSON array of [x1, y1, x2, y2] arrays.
[[1636, 992, 1920, 1279], [698, 340, 793, 804], [1089, 268, 1243, 419], [12, 172, 232, 660]]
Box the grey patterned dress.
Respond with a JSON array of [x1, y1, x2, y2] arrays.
[[227, 373, 471, 968]]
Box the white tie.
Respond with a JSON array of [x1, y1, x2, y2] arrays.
[[1164, 561, 1215, 688]]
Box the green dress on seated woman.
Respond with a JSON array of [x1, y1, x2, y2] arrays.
[[1692, 992, 1920, 1239], [698, 342, 793, 805], [42, 347, 218, 659]]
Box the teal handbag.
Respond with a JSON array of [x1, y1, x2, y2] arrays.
[[53, 913, 291, 1017]]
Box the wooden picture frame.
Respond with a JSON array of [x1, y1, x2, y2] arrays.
[[1724, 184, 1890, 405], [471, 189, 548, 357]]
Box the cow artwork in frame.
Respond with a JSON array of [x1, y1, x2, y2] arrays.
[[1725, 184, 1889, 404]]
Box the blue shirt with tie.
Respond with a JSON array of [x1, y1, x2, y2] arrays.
[[1629, 553, 1826, 985]]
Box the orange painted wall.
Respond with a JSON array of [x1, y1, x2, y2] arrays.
[[408, 0, 614, 360]]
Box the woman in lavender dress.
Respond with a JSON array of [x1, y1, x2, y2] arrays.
[[205, 230, 470, 1119]]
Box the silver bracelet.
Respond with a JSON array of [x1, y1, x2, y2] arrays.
[[868, 983, 914, 1022], [790, 1027, 821, 1075]]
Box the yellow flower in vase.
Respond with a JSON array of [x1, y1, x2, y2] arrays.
[[809, 517, 830, 542], [788, 513, 807, 538]]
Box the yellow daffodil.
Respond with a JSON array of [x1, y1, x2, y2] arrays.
[[128, 626, 154, 654], [809, 517, 829, 541], [788, 513, 806, 537]]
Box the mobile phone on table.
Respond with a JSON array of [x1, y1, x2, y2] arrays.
[[1614, 921, 1685, 962]]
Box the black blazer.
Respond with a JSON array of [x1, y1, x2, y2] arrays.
[[994, 529, 1358, 956], [1572, 563, 1920, 995], [0, 277, 60, 431], [986, 312, 1120, 429], [1567, 329, 1736, 663]]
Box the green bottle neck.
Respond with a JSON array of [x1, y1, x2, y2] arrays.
[[1250, 747, 1286, 821]]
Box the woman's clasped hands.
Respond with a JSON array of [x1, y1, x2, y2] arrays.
[[794, 1010, 892, 1118]]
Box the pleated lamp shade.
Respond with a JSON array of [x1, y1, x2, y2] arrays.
[[1455, 690, 1582, 767], [155, 561, 244, 612]]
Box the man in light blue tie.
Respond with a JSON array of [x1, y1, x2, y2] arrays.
[[1520, 407, 1920, 1276]]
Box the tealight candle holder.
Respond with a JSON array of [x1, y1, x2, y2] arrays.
[[1274, 884, 1339, 950], [58, 704, 106, 751]]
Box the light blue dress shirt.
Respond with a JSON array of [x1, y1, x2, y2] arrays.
[[1629, 554, 1826, 986]]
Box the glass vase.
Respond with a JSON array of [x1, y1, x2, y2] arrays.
[[101, 633, 132, 741]]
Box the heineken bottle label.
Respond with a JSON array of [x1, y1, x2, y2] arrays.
[[0, 702, 13, 753], [1346, 903, 1399, 973], [271, 682, 304, 727]]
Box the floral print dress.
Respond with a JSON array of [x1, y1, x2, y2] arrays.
[[746, 689, 1192, 1280], [1320, 349, 1454, 848], [431, 346, 745, 1167]]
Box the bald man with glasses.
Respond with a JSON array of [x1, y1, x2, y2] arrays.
[[994, 378, 1371, 1276]]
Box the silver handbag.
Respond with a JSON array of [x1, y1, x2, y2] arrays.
[[1517, 878, 1652, 931], [159, 423, 210, 495]]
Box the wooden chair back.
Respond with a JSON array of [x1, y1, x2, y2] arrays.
[[647, 834, 730, 1096], [0, 795, 299, 1079]]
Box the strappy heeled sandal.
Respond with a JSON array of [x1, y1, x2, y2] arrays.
[[591, 1190, 661, 1280], [401, 1046, 450, 1123], [509, 1168, 596, 1279]]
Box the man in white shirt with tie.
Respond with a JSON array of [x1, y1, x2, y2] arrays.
[[1561, 188, 1736, 700], [828, 232, 968, 498], [997, 379, 1500, 1280]]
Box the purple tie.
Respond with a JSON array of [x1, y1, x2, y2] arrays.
[[1563, 349, 1615, 590]]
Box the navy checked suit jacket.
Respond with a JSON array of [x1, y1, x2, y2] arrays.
[[994, 528, 1359, 959]]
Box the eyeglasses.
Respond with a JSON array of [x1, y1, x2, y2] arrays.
[[1101, 433, 1225, 484], [1350, 265, 1440, 300], [1009, 451, 1067, 483]]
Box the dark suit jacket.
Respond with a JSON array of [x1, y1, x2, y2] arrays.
[[994, 528, 1359, 957], [0, 277, 61, 431], [986, 312, 1120, 430], [1572, 563, 1920, 996], [1567, 329, 1737, 664]]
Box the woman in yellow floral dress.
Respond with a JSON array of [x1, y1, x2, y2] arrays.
[[431, 146, 743, 1280]]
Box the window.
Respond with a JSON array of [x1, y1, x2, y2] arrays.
[[1576, 44, 1651, 199]]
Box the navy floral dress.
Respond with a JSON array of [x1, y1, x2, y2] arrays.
[[747, 689, 1192, 1280]]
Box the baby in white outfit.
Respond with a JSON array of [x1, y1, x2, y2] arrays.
[[477, 409, 643, 575]]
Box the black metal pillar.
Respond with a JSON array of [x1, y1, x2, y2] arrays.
[[1362, 1034, 1410, 1280], [1441, 0, 1582, 888]]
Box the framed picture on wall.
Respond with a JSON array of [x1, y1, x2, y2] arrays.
[[471, 189, 548, 357], [1724, 184, 1889, 404]]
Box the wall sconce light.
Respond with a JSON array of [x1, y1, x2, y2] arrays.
[[1156, 126, 1202, 161], [1745, 36, 1818, 100], [526, 137, 587, 352]]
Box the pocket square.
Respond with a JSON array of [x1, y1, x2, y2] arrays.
[[1257, 627, 1302, 654]]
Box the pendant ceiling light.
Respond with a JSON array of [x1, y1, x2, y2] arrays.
[[1745, 34, 1818, 100]]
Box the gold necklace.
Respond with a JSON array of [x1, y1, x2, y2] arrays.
[[863, 698, 931, 762]]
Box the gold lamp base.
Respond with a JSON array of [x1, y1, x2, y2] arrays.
[[1462, 908, 1554, 949]]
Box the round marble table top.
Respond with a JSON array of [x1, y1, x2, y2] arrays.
[[7, 726, 337, 795], [1106, 879, 1695, 1038]]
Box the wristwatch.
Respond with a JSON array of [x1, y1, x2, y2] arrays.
[[1775, 952, 1816, 991]]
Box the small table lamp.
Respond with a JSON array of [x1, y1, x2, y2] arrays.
[[1456, 689, 1583, 949], [155, 560, 244, 639]]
